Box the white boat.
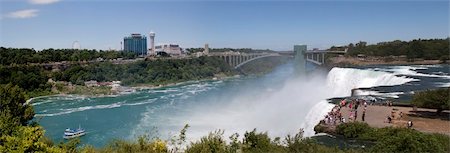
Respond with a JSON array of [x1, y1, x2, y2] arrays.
[[63, 126, 86, 139]]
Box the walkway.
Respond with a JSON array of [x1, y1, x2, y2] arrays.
[[337, 105, 450, 135]]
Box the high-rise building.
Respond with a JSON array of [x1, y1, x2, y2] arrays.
[[149, 31, 155, 55], [123, 34, 147, 56]]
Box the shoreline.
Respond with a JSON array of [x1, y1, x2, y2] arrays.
[[130, 75, 238, 90], [26, 75, 239, 104], [327, 56, 446, 67]]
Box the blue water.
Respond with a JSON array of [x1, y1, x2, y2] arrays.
[[32, 63, 450, 147], [33, 63, 297, 146]]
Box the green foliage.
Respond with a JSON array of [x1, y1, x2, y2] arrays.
[[0, 65, 52, 96], [430, 133, 450, 152], [185, 128, 352, 153], [0, 84, 78, 153], [412, 87, 450, 114], [241, 129, 283, 152], [313, 123, 327, 134], [55, 57, 236, 86], [284, 129, 312, 152], [0, 47, 137, 65], [285, 138, 347, 153], [0, 56, 236, 97], [343, 38, 449, 60], [371, 128, 445, 153], [169, 124, 190, 153], [186, 130, 228, 153], [92, 138, 167, 153], [336, 122, 450, 153], [336, 122, 372, 139], [57, 138, 81, 153], [0, 84, 34, 135], [0, 126, 64, 153], [228, 133, 240, 153]]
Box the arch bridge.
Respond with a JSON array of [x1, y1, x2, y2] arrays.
[[209, 52, 285, 69]]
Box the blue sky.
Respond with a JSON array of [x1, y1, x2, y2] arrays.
[[0, 0, 448, 51]]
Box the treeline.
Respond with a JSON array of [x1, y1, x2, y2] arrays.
[[0, 56, 236, 97], [0, 65, 52, 97], [334, 38, 449, 60], [0, 46, 290, 98], [0, 47, 137, 65], [53, 56, 236, 86]]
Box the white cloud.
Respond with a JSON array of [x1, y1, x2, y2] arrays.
[[6, 9, 39, 19], [29, 0, 60, 5]]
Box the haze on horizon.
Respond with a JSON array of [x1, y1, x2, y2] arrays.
[[0, 0, 448, 51]]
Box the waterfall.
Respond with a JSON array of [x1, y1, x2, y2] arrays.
[[301, 67, 417, 136]]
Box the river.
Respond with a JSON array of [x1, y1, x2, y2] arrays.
[[32, 63, 450, 147]]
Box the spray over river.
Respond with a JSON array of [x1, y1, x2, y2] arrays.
[[32, 63, 450, 147]]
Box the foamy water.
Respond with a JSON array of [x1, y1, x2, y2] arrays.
[[32, 64, 449, 147]]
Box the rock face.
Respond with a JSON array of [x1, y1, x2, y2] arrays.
[[314, 120, 337, 135]]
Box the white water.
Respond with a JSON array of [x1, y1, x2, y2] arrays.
[[354, 90, 405, 99], [31, 64, 448, 147], [326, 67, 417, 97], [132, 66, 418, 141], [370, 65, 450, 79]]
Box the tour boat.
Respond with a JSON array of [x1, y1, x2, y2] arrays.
[[63, 126, 86, 139]]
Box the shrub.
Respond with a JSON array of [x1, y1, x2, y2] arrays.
[[241, 129, 284, 153], [370, 130, 445, 153], [336, 122, 372, 139], [186, 130, 228, 153], [412, 88, 449, 115]]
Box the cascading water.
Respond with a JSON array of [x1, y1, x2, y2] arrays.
[[300, 67, 418, 136], [326, 67, 418, 97], [131, 66, 419, 140], [33, 64, 446, 147]]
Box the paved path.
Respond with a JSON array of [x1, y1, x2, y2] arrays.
[[339, 105, 450, 135]]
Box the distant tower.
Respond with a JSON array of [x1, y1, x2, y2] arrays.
[[149, 31, 156, 55], [204, 43, 209, 55], [72, 41, 81, 50]]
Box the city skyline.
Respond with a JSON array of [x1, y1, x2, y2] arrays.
[[0, 0, 448, 51]]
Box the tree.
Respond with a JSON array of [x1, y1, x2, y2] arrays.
[[412, 88, 450, 115], [0, 84, 34, 134], [242, 129, 274, 152], [0, 126, 64, 153], [185, 130, 228, 153], [336, 122, 372, 139], [338, 38, 449, 59], [0, 84, 66, 153]]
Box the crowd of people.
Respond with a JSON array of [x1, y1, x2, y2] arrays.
[[322, 98, 369, 127], [341, 98, 368, 122], [321, 97, 414, 129]]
